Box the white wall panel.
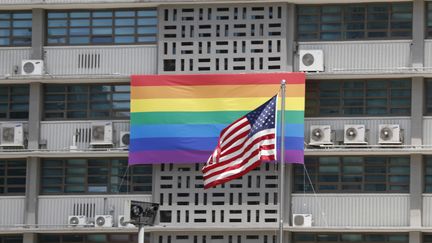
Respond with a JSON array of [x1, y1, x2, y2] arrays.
[[297, 40, 411, 73], [425, 40, 432, 68], [305, 117, 411, 145], [37, 195, 151, 227], [40, 120, 129, 150], [423, 195, 432, 226], [0, 47, 31, 76], [292, 194, 409, 227], [423, 117, 432, 145], [0, 196, 25, 226], [44, 45, 157, 76]]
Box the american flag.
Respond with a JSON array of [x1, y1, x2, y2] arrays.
[[202, 95, 277, 189]]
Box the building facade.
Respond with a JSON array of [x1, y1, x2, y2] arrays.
[[0, 0, 430, 243]]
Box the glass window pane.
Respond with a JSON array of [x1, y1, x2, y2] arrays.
[[115, 27, 134, 35], [70, 12, 90, 18], [70, 19, 90, 27], [93, 11, 113, 18], [115, 18, 134, 26], [69, 27, 89, 35], [92, 19, 112, 26], [92, 28, 112, 35]]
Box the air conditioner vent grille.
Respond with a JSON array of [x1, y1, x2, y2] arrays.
[[2, 127, 14, 143], [23, 62, 35, 73], [92, 126, 105, 141]]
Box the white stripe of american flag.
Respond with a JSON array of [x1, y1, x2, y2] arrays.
[[203, 127, 275, 187]]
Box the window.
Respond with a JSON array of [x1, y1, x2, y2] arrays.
[[306, 79, 411, 117], [427, 3, 432, 38], [294, 156, 410, 193], [297, 3, 412, 41], [293, 233, 408, 243], [0, 11, 32, 46], [423, 156, 432, 192], [424, 234, 432, 243], [47, 9, 157, 45], [423, 79, 432, 115], [41, 158, 151, 194], [0, 160, 26, 195], [0, 235, 22, 243], [43, 84, 129, 120], [0, 85, 29, 120], [39, 234, 149, 243]]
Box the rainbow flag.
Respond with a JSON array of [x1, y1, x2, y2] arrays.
[[129, 73, 305, 164]]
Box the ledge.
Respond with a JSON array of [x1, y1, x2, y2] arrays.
[[2, 225, 432, 234]]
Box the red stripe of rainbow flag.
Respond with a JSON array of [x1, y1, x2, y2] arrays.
[[129, 73, 305, 164]]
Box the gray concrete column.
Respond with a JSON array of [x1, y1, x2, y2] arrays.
[[409, 231, 421, 243], [412, 0, 425, 68], [24, 157, 40, 225], [286, 3, 295, 72], [410, 154, 423, 227], [23, 233, 37, 243], [411, 77, 424, 146], [28, 82, 42, 150], [31, 9, 46, 60]]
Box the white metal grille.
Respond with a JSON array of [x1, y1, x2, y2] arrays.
[[154, 163, 279, 226], [154, 232, 277, 243], [158, 4, 287, 73]]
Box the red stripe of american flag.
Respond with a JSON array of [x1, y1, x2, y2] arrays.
[[202, 132, 275, 185], [202, 114, 275, 189]]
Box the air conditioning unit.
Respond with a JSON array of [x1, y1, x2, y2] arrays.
[[378, 124, 403, 144], [118, 215, 136, 228], [299, 50, 324, 72], [119, 131, 130, 148], [344, 124, 368, 144], [68, 215, 88, 227], [90, 121, 113, 146], [309, 125, 333, 146], [95, 215, 114, 228], [0, 123, 24, 147], [293, 214, 312, 227], [21, 60, 44, 75]]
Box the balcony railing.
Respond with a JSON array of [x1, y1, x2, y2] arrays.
[[0, 196, 25, 227], [0, 47, 31, 77], [40, 120, 129, 151], [38, 194, 152, 229], [292, 193, 410, 227], [44, 45, 157, 76], [297, 40, 411, 74]]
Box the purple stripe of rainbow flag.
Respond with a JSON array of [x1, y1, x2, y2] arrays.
[[129, 73, 305, 165]]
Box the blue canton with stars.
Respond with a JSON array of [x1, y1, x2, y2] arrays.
[[245, 95, 277, 137]]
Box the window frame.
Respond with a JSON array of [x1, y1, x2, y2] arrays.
[[0, 11, 32, 47], [296, 2, 413, 41], [293, 233, 409, 243], [423, 79, 432, 115], [43, 83, 130, 120], [0, 84, 30, 120], [46, 8, 158, 46], [305, 79, 411, 117], [0, 235, 23, 243], [0, 159, 27, 196], [293, 156, 410, 193], [427, 2, 432, 39], [423, 156, 432, 193], [40, 158, 152, 195]]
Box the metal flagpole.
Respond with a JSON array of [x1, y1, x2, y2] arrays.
[[138, 224, 145, 243], [279, 80, 286, 243]]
